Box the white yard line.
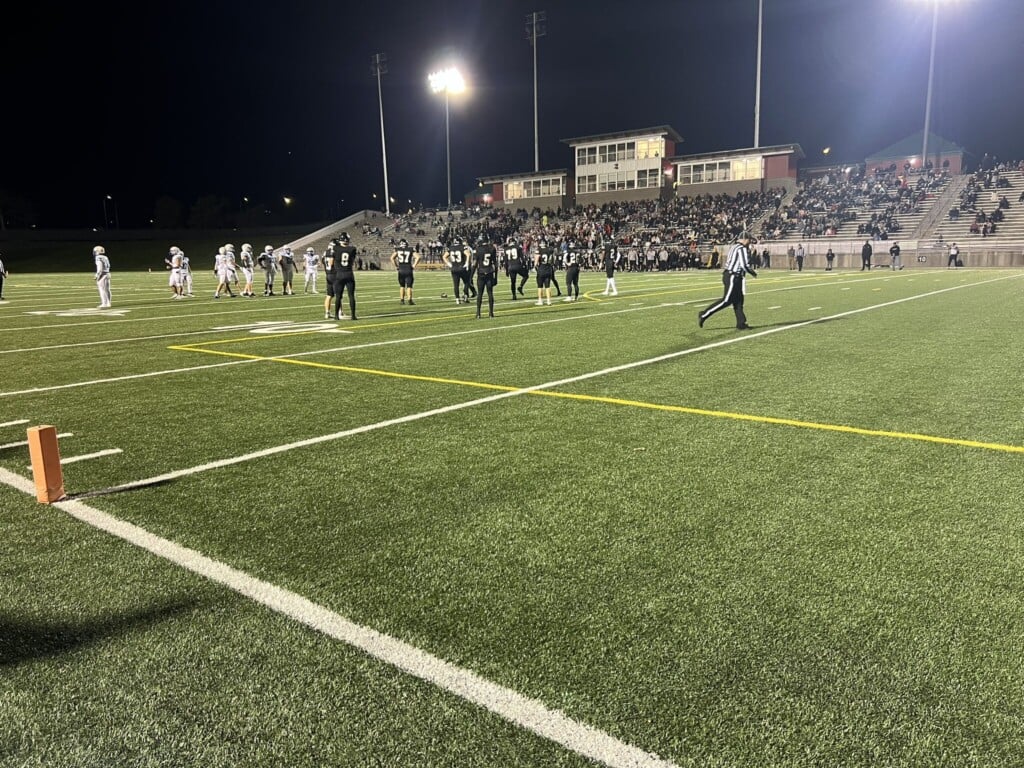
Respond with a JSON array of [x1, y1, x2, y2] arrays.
[[59, 448, 123, 465], [0, 360, 256, 398], [0, 328, 250, 355], [71, 272, 1022, 496], [0, 466, 677, 768], [0, 432, 73, 451], [0, 419, 30, 428]]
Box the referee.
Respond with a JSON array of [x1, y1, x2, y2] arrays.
[[698, 232, 758, 330]]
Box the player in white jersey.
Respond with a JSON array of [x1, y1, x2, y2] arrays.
[[239, 244, 256, 297], [166, 246, 184, 298], [181, 251, 193, 296], [225, 244, 239, 292], [258, 245, 277, 295], [302, 247, 320, 293], [93, 245, 112, 308], [213, 247, 236, 298]]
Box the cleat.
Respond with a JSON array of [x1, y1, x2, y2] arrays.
[[536, 299, 544, 306], [737, 324, 751, 330], [488, 311, 494, 318], [408, 300, 414, 305], [698, 312, 705, 328], [400, 299, 405, 305], [475, 313, 481, 319]]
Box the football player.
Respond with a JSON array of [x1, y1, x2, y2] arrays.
[[258, 245, 277, 295], [213, 246, 236, 298], [167, 246, 184, 299], [332, 231, 357, 320], [93, 245, 112, 308], [443, 238, 474, 304], [601, 236, 621, 296], [239, 244, 256, 297], [502, 235, 529, 299], [534, 238, 555, 306], [279, 246, 297, 295], [302, 247, 320, 294], [563, 240, 582, 302], [391, 238, 420, 305], [472, 234, 498, 318]]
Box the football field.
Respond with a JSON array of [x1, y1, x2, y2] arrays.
[[3, 266, 1024, 767]]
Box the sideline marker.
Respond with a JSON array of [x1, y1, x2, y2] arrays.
[[27, 426, 66, 503]]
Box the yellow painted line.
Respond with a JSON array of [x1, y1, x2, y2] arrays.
[[171, 344, 1024, 455], [531, 390, 1024, 455], [171, 344, 519, 391]]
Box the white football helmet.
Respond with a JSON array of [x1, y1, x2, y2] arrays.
[[93, 246, 105, 256]]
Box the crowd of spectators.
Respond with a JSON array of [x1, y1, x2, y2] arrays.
[[948, 159, 1021, 237]]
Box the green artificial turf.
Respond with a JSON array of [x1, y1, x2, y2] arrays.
[[2, 267, 1024, 767]]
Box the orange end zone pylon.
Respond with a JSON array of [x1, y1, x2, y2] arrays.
[[27, 425, 66, 503]]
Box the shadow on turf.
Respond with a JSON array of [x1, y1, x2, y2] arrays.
[[0, 597, 200, 667]]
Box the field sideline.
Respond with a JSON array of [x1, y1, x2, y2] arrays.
[[3, 266, 1024, 767]]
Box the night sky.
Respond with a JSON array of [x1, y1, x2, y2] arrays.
[[5, 0, 1023, 228]]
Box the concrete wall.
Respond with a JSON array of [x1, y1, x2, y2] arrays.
[[499, 194, 570, 213], [757, 239, 1024, 269]]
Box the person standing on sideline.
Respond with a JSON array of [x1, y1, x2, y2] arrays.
[[889, 241, 902, 270], [600, 236, 620, 296], [948, 242, 960, 268], [93, 245, 112, 308], [391, 238, 420, 305], [0, 253, 9, 300], [825, 247, 835, 271], [563, 240, 582, 302], [795, 243, 805, 272], [698, 232, 758, 330], [302, 247, 320, 294], [761, 247, 771, 269], [472, 235, 498, 318], [332, 232, 357, 320], [787, 244, 796, 270], [861, 240, 873, 271]]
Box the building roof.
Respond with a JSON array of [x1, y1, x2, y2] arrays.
[[668, 143, 805, 164], [477, 169, 569, 184], [865, 131, 964, 161], [560, 125, 683, 146]]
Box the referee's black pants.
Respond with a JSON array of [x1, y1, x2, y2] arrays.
[[699, 271, 748, 329]]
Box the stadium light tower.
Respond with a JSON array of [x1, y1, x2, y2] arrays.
[[525, 11, 546, 172], [911, 0, 955, 173], [371, 53, 391, 216], [428, 66, 466, 209], [753, 0, 763, 148]]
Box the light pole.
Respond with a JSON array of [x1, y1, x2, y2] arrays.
[[371, 53, 391, 216], [754, 0, 763, 148], [525, 12, 546, 172], [920, 0, 940, 172], [429, 66, 466, 210]]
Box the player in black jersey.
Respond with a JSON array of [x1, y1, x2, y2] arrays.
[[332, 232, 357, 320], [562, 240, 582, 302], [472, 235, 498, 318], [537, 239, 562, 297], [534, 239, 556, 306], [443, 238, 474, 304], [601, 237, 621, 296], [322, 240, 337, 318], [391, 238, 420, 305], [502, 236, 529, 299]]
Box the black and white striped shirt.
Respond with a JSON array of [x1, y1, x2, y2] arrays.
[[724, 243, 753, 275]]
